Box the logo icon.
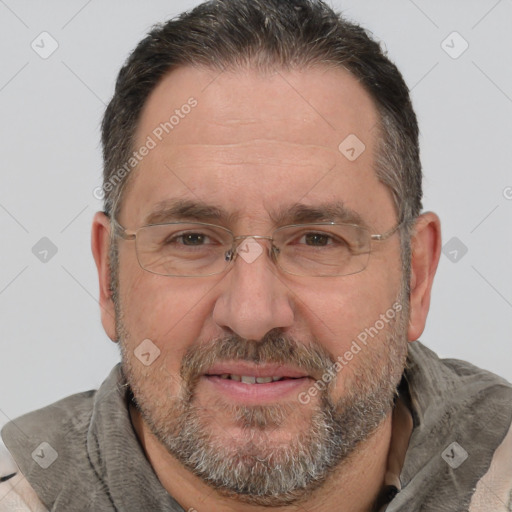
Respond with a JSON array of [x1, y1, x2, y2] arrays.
[[442, 441, 468, 469], [338, 134, 366, 162], [442, 237, 468, 263], [237, 238, 264, 264], [32, 237, 58, 263], [31, 32, 59, 59], [32, 441, 58, 469], [441, 32, 469, 60], [134, 338, 161, 366]]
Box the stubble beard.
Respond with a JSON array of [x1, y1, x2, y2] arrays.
[[115, 286, 409, 507]]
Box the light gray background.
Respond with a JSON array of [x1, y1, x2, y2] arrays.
[[0, 0, 511, 428]]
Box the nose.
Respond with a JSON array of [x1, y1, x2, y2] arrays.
[[212, 239, 295, 340]]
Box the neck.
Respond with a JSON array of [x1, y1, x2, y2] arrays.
[[129, 403, 394, 512]]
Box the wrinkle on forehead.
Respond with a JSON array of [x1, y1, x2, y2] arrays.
[[135, 65, 379, 147], [125, 66, 379, 201], [119, 66, 395, 231], [152, 139, 340, 170]]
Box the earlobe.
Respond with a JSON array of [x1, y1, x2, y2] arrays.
[[407, 212, 442, 342], [91, 211, 118, 342]]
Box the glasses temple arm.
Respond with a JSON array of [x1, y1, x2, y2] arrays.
[[109, 217, 136, 241], [370, 220, 407, 241]]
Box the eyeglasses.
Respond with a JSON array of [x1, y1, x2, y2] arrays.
[[110, 218, 402, 278]]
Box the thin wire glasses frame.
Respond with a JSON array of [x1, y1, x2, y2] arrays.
[[109, 216, 404, 278]]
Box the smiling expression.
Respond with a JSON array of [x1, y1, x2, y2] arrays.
[[108, 65, 409, 504]]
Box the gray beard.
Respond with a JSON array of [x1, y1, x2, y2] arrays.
[[117, 296, 408, 506]]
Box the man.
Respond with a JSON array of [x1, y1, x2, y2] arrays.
[[1, 0, 511, 510]]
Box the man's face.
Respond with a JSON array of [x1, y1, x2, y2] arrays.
[[113, 66, 408, 504]]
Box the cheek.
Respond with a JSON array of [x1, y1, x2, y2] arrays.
[[118, 256, 214, 360], [292, 267, 402, 359]]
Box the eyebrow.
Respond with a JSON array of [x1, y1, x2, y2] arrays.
[[143, 199, 367, 229], [269, 202, 367, 228], [143, 199, 236, 225]]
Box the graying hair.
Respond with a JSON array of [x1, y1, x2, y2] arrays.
[[103, 0, 422, 298]]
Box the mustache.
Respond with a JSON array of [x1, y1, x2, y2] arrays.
[[180, 329, 336, 388]]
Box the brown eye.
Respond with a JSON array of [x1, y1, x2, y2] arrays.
[[303, 233, 331, 246], [180, 233, 207, 245]]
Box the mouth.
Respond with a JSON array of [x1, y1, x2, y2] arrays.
[[201, 362, 314, 404], [215, 374, 298, 384]]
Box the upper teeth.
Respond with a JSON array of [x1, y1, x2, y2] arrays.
[[219, 374, 283, 384]]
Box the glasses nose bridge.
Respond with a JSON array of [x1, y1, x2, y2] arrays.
[[228, 234, 278, 265]]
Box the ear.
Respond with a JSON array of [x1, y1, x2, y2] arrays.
[[91, 211, 117, 342], [407, 212, 442, 342]]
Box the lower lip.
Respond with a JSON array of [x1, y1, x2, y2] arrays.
[[202, 375, 313, 404]]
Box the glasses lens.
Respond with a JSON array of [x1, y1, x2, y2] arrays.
[[273, 224, 371, 276], [135, 223, 233, 276]]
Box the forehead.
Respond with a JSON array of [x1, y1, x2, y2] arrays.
[[122, 65, 394, 229]]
